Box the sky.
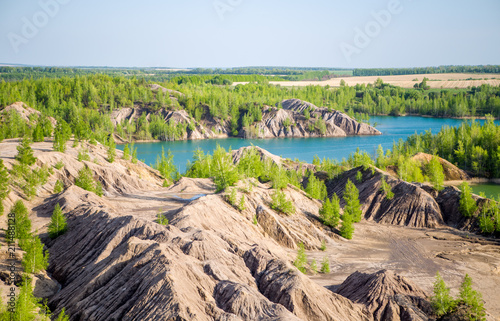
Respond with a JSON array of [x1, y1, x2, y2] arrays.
[[0, 0, 499, 69]]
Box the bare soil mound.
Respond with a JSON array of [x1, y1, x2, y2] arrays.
[[326, 167, 444, 228], [336, 270, 432, 321], [412, 153, 469, 181]]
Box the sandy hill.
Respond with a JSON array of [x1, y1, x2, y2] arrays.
[[0, 142, 499, 320]]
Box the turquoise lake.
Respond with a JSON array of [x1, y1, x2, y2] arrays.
[[117, 116, 498, 173]]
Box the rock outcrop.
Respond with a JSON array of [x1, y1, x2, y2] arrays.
[[242, 99, 381, 139], [109, 98, 380, 142], [336, 270, 432, 321]]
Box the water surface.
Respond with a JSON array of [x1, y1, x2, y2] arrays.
[[471, 183, 500, 200], [118, 116, 498, 173]]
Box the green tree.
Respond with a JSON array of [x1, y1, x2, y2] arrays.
[[212, 145, 240, 192], [21, 235, 49, 274], [15, 137, 36, 166], [319, 194, 340, 228], [479, 201, 495, 234], [340, 212, 354, 239], [53, 119, 71, 153], [154, 147, 178, 186], [13, 276, 38, 321], [131, 142, 138, 164], [0, 160, 9, 215], [122, 143, 130, 160], [75, 165, 103, 196], [459, 182, 477, 217], [293, 242, 307, 273], [107, 136, 116, 163], [32, 123, 44, 142], [13, 200, 32, 250], [48, 203, 67, 239], [430, 271, 455, 317], [305, 171, 327, 200], [427, 155, 445, 191], [458, 274, 485, 321], [344, 179, 362, 222], [236, 147, 264, 179]]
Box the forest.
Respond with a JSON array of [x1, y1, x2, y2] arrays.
[[1, 72, 499, 179], [1, 73, 500, 144]]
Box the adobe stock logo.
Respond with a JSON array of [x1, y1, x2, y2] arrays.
[[213, 0, 243, 21], [7, 0, 71, 53], [340, 0, 403, 63]]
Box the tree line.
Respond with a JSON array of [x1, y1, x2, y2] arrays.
[[1, 74, 500, 146], [353, 65, 500, 76]]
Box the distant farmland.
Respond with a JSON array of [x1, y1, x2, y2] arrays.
[[234, 73, 500, 88]]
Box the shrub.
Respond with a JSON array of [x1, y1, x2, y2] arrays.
[[15, 137, 36, 166], [0, 160, 9, 215], [226, 188, 237, 207], [238, 195, 246, 211], [156, 210, 168, 225], [457, 274, 485, 320], [53, 180, 64, 194], [75, 165, 103, 196], [320, 256, 330, 273], [310, 259, 318, 274], [320, 240, 326, 251], [77, 149, 90, 162], [293, 242, 307, 273], [54, 160, 64, 170], [380, 176, 394, 200], [430, 271, 455, 317]]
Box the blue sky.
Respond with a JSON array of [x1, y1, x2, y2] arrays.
[[0, 0, 499, 68]]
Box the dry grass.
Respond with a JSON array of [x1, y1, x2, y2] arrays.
[[234, 73, 500, 88]]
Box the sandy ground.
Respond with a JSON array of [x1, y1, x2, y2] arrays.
[[1, 140, 499, 319], [308, 222, 500, 320], [233, 73, 500, 88]]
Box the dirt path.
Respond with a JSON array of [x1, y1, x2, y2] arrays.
[[309, 222, 500, 319]]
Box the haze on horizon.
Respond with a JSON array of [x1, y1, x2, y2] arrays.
[[0, 0, 499, 69]]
